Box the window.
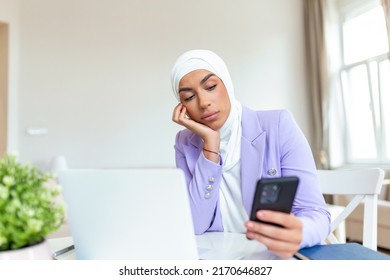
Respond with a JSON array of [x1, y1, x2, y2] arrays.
[[338, 1, 389, 164]]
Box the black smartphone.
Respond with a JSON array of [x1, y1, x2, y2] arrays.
[[250, 176, 299, 227]]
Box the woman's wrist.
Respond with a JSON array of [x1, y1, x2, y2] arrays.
[[201, 130, 220, 162], [202, 143, 220, 163], [202, 147, 220, 155]]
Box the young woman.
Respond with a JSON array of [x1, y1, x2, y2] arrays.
[[171, 49, 330, 259]]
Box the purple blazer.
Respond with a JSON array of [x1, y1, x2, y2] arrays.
[[174, 107, 331, 248]]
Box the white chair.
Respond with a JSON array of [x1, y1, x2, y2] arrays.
[[317, 168, 385, 251], [326, 203, 347, 243]]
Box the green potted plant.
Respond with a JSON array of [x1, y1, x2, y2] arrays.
[[0, 154, 65, 259]]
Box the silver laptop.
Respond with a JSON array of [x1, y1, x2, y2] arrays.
[[58, 168, 199, 260]]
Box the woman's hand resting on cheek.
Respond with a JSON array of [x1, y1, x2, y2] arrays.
[[172, 103, 217, 139], [245, 210, 303, 259], [172, 103, 220, 163]]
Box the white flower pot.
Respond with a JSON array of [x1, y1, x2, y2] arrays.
[[0, 239, 53, 260]]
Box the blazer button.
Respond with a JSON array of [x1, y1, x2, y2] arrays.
[[206, 185, 213, 191], [267, 168, 277, 176], [204, 192, 211, 199]]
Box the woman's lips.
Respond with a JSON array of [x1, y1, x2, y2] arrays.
[[202, 112, 219, 122]]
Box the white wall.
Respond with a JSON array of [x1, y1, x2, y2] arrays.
[[17, 0, 311, 170], [0, 0, 19, 155]]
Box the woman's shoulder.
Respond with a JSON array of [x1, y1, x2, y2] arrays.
[[243, 106, 294, 125]]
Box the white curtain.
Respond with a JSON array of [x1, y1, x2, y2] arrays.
[[323, 0, 345, 168], [382, 0, 390, 55]]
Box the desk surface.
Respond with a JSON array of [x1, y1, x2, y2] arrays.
[[48, 232, 281, 260]]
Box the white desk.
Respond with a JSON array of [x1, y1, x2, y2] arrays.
[[196, 232, 281, 260], [48, 232, 281, 260]]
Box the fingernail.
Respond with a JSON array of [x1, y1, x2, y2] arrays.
[[257, 211, 264, 219]]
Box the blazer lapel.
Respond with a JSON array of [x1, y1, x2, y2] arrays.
[[240, 107, 266, 215]]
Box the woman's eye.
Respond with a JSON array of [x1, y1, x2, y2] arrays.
[[207, 84, 217, 91], [184, 95, 195, 102]]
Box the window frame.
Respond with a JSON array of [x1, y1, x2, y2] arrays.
[[336, 0, 390, 165]]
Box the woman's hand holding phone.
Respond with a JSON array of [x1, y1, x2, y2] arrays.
[[245, 177, 303, 259], [245, 210, 303, 259]]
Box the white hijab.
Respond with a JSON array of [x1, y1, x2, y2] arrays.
[[171, 49, 242, 172], [171, 50, 247, 232]]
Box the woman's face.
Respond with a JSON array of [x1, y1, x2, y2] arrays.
[[178, 69, 231, 131]]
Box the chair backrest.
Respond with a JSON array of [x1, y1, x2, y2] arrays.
[[317, 168, 385, 250]]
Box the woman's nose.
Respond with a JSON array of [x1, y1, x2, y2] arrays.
[[198, 92, 211, 109]]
